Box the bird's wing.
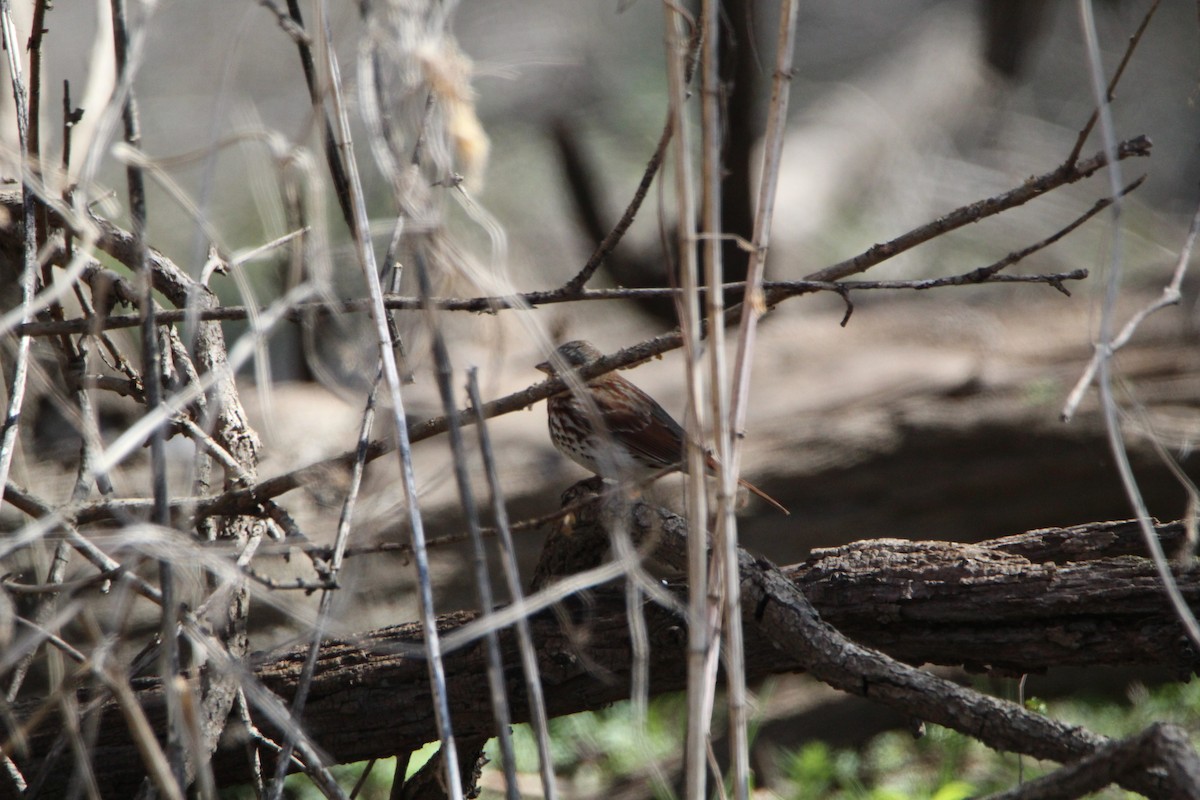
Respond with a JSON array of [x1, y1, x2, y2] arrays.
[[588, 377, 684, 470]]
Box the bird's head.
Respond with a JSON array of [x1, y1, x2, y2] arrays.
[[535, 340, 603, 375]]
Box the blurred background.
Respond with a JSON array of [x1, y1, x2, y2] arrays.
[[3, 0, 1199, 795]]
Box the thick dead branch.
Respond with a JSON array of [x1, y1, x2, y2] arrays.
[[980, 722, 1200, 800], [2, 511, 1195, 797]]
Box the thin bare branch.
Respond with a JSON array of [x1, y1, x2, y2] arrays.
[[1061, 191, 1200, 422], [312, 4, 463, 796], [0, 0, 39, 505], [274, 0, 351, 226], [659, 8, 711, 800], [257, 0, 311, 45], [466, 369, 557, 800], [102, 668, 184, 800], [1077, 0, 1200, 658], [1065, 0, 1161, 165], [11, 268, 1092, 338], [803, 136, 1151, 285], [3, 137, 1146, 340], [414, 251, 519, 800], [108, 0, 184, 786], [558, 21, 701, 294], [267, 368, 380, 793], [721, 4, 800, 796]]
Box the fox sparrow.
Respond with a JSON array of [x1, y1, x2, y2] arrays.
[[536, 340, 788, 514]]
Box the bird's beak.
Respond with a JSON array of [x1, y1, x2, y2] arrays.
[[535, 360, 552, 375]]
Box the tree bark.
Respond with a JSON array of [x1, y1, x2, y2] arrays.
[[3, 511, 1195, 797]]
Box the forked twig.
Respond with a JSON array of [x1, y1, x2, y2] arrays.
[[1061, 195, 1200, 422], [1065, 0, 1161, 165], [804, 137, 1151, 285]]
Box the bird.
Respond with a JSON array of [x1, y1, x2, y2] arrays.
[[535, 340, 789, 514]]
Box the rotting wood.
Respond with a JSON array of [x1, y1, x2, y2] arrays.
[[3, 509, 1195, 798]]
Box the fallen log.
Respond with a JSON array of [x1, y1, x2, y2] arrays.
[[3, 513, 1196, 797]]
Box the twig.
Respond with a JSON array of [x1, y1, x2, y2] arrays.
[[109, 0, 184, 788], [10, 269, 1093, 337], [558, 22, 701, 294], [241, 568, 331, 592], [0, 1, 39, 507], [700, 0, 742, 790], [559, 116, 670, 294], [803, 136, 1152, 284], [918, 175, 1142, 290], [54, 689, 101, 799], [349, 757, 377, 800], [4, 537, 72, 702], [1065, 0, 1161, 165], [12, 615, 87, 664], [824, 270, 1089, 293], [466, 369, 557, 800], [659, 8, 713, 800], [276, 0, 352, 227], [233, 689, 266, 799], [388, 752, 412, 800], [1, 483, 164, 603], [107, 0, 165, 522], [4, 138, 1146, 339], [1077, 0, 1200, 658], [101, 667, 184, 800], [177, 677, 219, 800], [0, 0, 65, 715], [312, 3, 464, 798], [1061, 193, 1199, 422], [269, 363, 379, 792], [413, 249, 519, 800], [257, 0, 311, 45], [721, 4, 799, 798], [26, 0, 48, 246], [268, 352, 381, 791]]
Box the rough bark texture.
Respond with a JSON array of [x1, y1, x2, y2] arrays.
[[0, 202, 263, 796], [980, 723, 1200, 800], [741, 532, 1186, 798], [4, 510, 1195, 798], [94, 213, 262, 768], [791, 522, 1200, 676]]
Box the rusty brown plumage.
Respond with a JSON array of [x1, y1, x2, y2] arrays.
[[536, 340, 789, 515]]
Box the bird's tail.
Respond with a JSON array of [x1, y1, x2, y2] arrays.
[[737, 477, 790, 515]]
